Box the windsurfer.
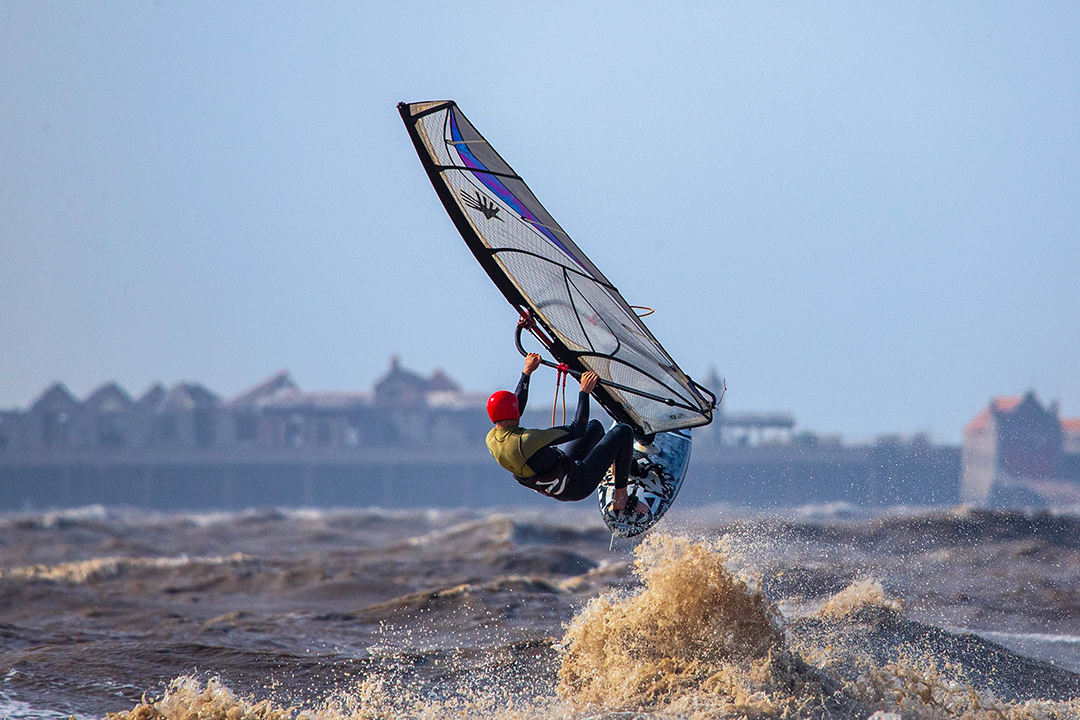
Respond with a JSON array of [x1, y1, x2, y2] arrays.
[[486, 352, 648, 514]]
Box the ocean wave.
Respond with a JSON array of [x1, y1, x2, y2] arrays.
[[2, 505, 1079, 718], [0, 553, 251, 584], [107, 534, 1080, 718]]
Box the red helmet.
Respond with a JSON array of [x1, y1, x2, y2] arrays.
[[487, 391, 520, 423]]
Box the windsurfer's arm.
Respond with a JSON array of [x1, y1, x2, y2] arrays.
[[515, 353, 542, 414], [514, 374, 530, 414], [569, 371, 596, 437]]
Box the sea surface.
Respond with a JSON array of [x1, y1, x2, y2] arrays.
[[1, 500, 1079, 719]]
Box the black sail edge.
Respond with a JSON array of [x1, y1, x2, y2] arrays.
[[397, 102, 639, 429]]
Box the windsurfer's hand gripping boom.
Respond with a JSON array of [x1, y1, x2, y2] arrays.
[[579, 371, 598, 395], [522, 352, 541, 376]]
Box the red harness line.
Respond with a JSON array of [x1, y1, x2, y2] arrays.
[[518, 309, 570, 425], [552, 363, 569, 426]]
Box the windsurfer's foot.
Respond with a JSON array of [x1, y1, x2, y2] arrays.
[[610, 493, 648, 515]]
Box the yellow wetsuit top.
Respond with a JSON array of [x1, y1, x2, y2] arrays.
[[486, 425, 569, 479]]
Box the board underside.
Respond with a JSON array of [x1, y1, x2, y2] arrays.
[[597, 428, 691, 538]]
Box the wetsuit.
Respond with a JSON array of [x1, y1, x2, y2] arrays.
[[486, 372, 634, 502]]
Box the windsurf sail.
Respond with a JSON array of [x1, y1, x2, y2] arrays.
[[398, 101, 716, 436]]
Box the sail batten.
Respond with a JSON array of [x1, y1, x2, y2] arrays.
[[399, 100, 714, 435], [434, 165, 522, 181]]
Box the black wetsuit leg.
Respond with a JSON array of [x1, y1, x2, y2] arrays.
[[556, 423, 635, 502], [561, 419, 604, 463]]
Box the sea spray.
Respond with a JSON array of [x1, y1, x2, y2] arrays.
[[556, 534, 860, 717], [99, 525, 1080, 720], [817, 578, 904, 620], [556, 534, 1080, 719], [107, 677, 298, 720], [107, 674, 558, 720]]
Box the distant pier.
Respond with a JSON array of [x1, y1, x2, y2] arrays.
[[6, 363, 1079, 511]]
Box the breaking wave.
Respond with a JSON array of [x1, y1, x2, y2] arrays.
[[0, 553, 250, 584], [106, 534, 1080, 719]]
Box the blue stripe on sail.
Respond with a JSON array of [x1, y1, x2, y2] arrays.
[[449, 110, 583, 269]]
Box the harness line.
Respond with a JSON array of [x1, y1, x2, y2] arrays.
[[552, 363, 569, 426]]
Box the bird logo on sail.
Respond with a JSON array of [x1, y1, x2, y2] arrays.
[[462, 191, 503, 221]]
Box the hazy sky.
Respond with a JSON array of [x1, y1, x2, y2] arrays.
[[2, 2, 1077, 443]]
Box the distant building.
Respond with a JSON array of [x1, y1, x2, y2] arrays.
[[233, 359, 490, 450], [79, 382, 134, 449], [1064, 418, 1080, 455], [224, 370, 299, 446], [374, 356, 460, 408], [0, 358, 505, 511], [24, 382, 79, 450], [961, 391, 1080, 507], [0, 359, 489, 457]]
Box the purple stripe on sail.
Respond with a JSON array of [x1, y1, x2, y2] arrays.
[[449, 110, 583, 267]]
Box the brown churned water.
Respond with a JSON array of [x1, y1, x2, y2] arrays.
[[2, 504, 1079, 719]]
